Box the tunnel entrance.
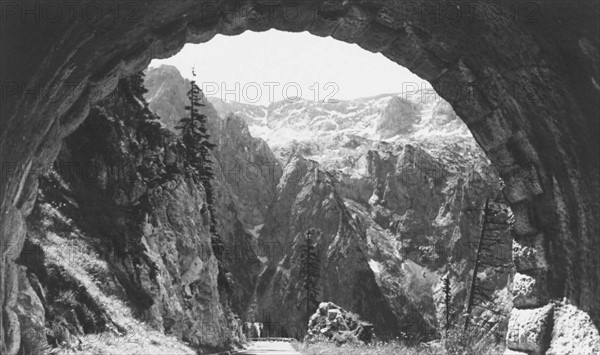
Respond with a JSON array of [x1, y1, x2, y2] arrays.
[[1, 2, 599, 354], [139, 29, 513, 345]]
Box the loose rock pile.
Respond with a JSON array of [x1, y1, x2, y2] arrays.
[[306, 302, 374, 344]]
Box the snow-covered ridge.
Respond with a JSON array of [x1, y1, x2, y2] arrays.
[[208, 90, 479, 168], [145, 65, 488, 178]]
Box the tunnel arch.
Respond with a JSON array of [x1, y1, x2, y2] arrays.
[[1, 1, 599, 354]]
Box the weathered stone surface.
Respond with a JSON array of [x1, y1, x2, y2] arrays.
[[15, 173, 39, 217], [486, 144, 518, 173], [3, 261, 20, 355], [513, 234, 547, 272], [547, 302, 600, 355], [15, 266, 48, 354], [433, 61, 494, 124], [381, 30, 427, 72], [375, 96, 420, 138], [358, 21, 399, 53], [503, 165, 544, 204], [512, 271, 548, 309], [331, 6, 370, 44], [511, 201, 538, 237], [1, 206, 26, 262], [468, 110, 515, 152], [506, 304, 554, 354], [307, 3, 345, 37]]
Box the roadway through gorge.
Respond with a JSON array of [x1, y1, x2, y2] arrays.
[[235, 340, 301, 355]]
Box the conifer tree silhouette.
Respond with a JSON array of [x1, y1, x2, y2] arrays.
[[297, 228, 321, 329], [176, 68, 222, 257]]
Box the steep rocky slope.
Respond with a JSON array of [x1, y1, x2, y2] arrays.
[[144, 67, 285, 320], [253, 143, 511, 340], [208, 114, 283, 317], [18, 76, 246, 354], [144, 65, 190, 132], [254, 154, 432, 339]]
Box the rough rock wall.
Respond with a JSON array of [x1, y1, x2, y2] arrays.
[[207, 113, 283, 318], [142, 68, 284, 318], [345, 143, 512, 338], [209, 114, 283, 230], [17, 78, 245, 353], [253, 140, 511, 340], [255, 155, 412, 339], [144, 65, 190, 132], [1, 1, 599, 353], [376, 96, 420, 138], [142, 66, 282, 230]]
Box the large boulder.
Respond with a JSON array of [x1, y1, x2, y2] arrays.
[[306, 302, 373, 344]]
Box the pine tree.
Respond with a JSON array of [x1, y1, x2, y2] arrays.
[[176, 69, 222, 257], [123, 71, 149, 106], [176, 71, 215, 181], [297, 228, 321, 330], [443, 274, 452, 336]]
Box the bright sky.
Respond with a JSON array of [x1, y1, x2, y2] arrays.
[[149, 29, 431, 106]]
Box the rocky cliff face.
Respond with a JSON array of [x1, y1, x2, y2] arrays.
[[376, 96, 420, 138], [207, 113, 284, 318], [209, 98, 268, 129], [253, 142, 511, 341], [144, 65, 190, 132], [143, 67, 285, 320], [18, 77, 246, 354], [142, 66, 282, 229], [254, 154, 433, 339]]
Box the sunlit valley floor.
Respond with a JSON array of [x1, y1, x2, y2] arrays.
[[17, 65, 513, 354]]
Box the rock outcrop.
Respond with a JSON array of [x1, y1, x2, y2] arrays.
[[143, 65, 190, 132], [376, 96, 420, 138]]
